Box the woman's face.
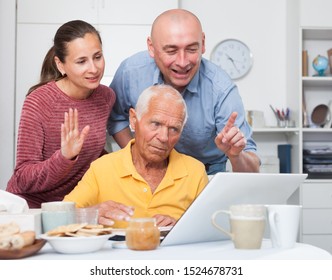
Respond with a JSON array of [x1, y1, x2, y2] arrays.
[[56, 33, 105, 97]]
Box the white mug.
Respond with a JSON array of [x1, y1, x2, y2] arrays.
[[267, 204, 301, 249], [212, 204, 266, 249]]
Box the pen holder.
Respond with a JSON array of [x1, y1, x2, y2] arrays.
[[277, 119, 295, 128]]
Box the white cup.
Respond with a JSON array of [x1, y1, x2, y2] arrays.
[[41, 201, 76, 233], [212, 204, 266, 249], [75, 208, 99, 224], [267, 204, 301, 249]]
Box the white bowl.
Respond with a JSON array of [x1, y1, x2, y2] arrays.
[[40, 234, 113, 254]]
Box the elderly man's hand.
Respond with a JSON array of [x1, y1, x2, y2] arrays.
[[97, 201, 134, 226], [214, 112, 247, 158], [153, 214, 176, 227]]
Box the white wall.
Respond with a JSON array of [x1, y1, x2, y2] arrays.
[[181, 0, 291, 127], [0, 0, 15, 188]]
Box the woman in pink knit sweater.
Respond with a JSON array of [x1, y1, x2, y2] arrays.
[[6, 20, 115, 208]]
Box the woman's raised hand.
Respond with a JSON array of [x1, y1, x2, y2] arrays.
[[61, 108, 90, 160]]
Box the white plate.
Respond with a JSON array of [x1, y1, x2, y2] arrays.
[[159, 226, 173, 232], [112, 241, 127, 249], [40, 234, 113, 254]]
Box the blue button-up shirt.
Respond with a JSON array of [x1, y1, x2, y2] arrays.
[[108, 51, 257, 174]]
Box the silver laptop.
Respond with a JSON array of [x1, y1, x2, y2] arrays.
[[160, 172, 307, 247]]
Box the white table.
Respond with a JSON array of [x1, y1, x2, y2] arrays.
[[27, 239, 332, 260]]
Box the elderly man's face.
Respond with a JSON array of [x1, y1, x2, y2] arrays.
[[131, 96, 184, 163]]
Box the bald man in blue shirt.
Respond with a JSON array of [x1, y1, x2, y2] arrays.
[[107, 9, 260, 175]]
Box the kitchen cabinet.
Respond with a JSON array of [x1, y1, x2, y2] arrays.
[[299, 27, 332, 253], [300, 181, 332, 253], [17, 0, 176, 24]]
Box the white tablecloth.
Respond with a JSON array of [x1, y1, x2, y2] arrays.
[[27, 239, 332, 260]]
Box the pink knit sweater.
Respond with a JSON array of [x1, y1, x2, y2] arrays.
[[6, 81, 115, 208]]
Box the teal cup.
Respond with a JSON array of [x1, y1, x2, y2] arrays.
[[41, 201, 76, 233]]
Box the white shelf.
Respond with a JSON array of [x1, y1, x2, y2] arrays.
[[305, 178, 332, 183], [302, 76, 332, 86], [303, 28, 332, 40], [252, 127, 332, 135], [252, 127, 299, 133], [302, 128, 332, 133]]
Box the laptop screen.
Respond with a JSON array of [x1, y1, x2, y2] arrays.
[[161, 172, 307, 246]]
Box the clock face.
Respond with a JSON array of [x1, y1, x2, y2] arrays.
[[210, 39, 253, 80]]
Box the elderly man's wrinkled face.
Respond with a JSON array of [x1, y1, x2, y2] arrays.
[[130, 96, 184, 163]]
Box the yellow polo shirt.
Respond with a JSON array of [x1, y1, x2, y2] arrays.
[[64, 140, 208, 228]]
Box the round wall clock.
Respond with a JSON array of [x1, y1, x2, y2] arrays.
[[210, 39, 253, 80]]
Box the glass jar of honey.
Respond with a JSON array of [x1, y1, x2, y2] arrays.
[[126, 218, 160, 250]]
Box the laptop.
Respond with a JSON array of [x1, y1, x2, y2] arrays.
[[160, 172, 307, 247]]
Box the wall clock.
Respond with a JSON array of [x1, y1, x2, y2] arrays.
[[210, 39, 253, 80]]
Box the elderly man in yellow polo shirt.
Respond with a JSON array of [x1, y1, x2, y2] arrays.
[[64, 84, 208, 228]]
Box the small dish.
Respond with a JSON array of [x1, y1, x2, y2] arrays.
[[0, 239, 46, 259], [40, 234, 113, 254], [311, 104, 331, 126]]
